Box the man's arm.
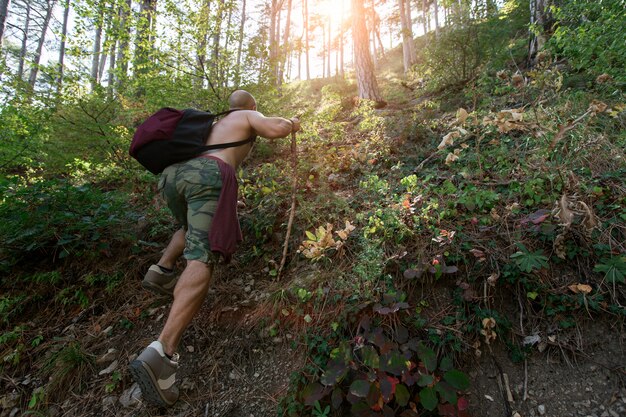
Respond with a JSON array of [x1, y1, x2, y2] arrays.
[[247, 111, 300, 139]]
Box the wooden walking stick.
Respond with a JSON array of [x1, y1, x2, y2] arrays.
[[277, 130, 298, 280]]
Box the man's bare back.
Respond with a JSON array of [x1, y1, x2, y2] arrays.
[[204, 110, 298, 169]]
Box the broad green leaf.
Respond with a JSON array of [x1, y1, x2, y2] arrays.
[[349, 380, 371, 398], [444, 369, 470, 390], [305, 230, 317, 241], [361, 346, 380, 369], [439, 356, 453, 372], [416, 343, 437, 372], [417, 373, 434, 387], [436, 380, 458, 404], [395, 384, 410, 406], [419, 386, 438, 411]]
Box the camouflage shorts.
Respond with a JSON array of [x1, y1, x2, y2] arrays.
[[158, 157, 222, 264]]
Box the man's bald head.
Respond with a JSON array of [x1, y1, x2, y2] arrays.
[[228, 90, 256, 110]]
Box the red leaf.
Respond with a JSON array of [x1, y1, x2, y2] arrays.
[[458, 396, 470, 411]]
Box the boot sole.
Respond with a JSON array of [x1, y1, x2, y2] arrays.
[[142, 279, 175, 297], [129, 359, 176, 407]]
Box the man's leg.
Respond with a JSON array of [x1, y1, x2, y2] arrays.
[[158, 260, 213, 355], [142, 228, 185, 296], [157, 228, 186, 270]]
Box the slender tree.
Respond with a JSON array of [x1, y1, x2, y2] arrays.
[[134, 0, 157, 77], [351, 0, 384, 104], [91, 1, 104, 89], [235, 0, 246, 86], [398, 0, 415, 72], [0, 0, 10, 46], [57, 0, 70, 93], [433, 0, 439, 38], [17, 0, 30, 79], [116, 0, 131, 88], [278, 0, 292, 85], [28, 0, 57, 90], [529, 0, 553, 60], [303, 0, 309, 80]]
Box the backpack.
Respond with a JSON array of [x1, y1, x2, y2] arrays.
[[129, 107, 254, 174]]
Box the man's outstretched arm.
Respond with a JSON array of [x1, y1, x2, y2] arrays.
[[247, 111, 300, 139]]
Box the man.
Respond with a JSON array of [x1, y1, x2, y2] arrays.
[[129, 90, 300, 407]]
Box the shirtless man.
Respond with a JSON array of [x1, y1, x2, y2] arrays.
[[129, 90, 300, 407]]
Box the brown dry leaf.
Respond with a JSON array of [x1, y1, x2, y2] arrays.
[[438, 130, 461, 150], [578, 201, 599, 235], [588, 100, 608, 115], [568, 283, 592, 294], [461, 143, 470, 149], [596, 73, 613, 84], [445, 152, 460, 165], [512, 73, 525, 88], [490, 208, 501, 221], [487, 273, 499, 287], [457, 108, 469, 124], [555, 194, 574, 228], [554, 233, 567, 260], [496, 70, 509, 81]]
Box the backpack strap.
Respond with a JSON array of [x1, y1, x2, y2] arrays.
[[201, 136, 256, 151], [201, 108, 256, 151]]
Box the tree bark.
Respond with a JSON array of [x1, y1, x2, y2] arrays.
[[116, 0, 131, 88], [303, 0, 309, 80], [235, 0, 245, 86], [398, 0, 411, 72], [351, 0, 384, 104], [91, 2, 103, 90], [0, 0, 10, 46], [17, 0, 30, 80], [56, 0, 70, 93], [134, 0, 157, 77], [339, 0, 344, 77], [327, 16, 331, 77], [529, 0, 553, 60], [28, 0, 57, 90], [433, 0, 439, 38], [278, 0, 292, 85]]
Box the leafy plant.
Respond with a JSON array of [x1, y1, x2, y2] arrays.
[[301, 315, 470, 416], [594, 256, 626, 284], [510, 243, 549, 273]]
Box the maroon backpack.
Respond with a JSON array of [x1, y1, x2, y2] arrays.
[[129, 108, 254, 174]]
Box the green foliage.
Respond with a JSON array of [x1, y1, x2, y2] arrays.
[[300, 315, 470, 416], [416, 0, 529, 90], [0, 103, 50, 173], [594, 256, 626, 284], [510, 243, 550, 273], [42, 341, 95, 394], [549, 0, 626, 82], [0, 178, 136, 270]]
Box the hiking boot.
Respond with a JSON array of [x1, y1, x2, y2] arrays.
[[129, 341, 180, 407], [142, 265, 178, 296]]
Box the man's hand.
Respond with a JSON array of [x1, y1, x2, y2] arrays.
[[290, 118, 301, 133]]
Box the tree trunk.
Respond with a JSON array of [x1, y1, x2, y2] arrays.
[[278, 0, 292, 85], [57, 0, 70, 93], [351, 0, 384, 104], [116, 0, 131, 88], [405, 0, 415, 62], [91, 2, 103, 90], [134, 0, 157, 77], [339, 0, 344, 77], [17, 0, 30, 80], [433, 0, 439, 38], [195, 0, 210, 89], [529, 0, 553, 60], [398, 0, 411, 72], [211, 0, 224, 84], [0, 0, 10, 46], [327, 17, 331, 77], [28, 0, 57, 90], [235, 0, 245, 87], [303, 0, 309, 80]]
